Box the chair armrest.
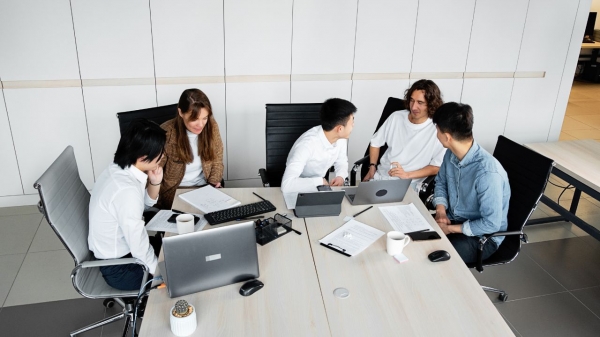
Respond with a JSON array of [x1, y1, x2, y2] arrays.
[[80, 258, 149, 272], [258, 168, 270, 187], [350, 155, 370, 186], [475, 231, 525, 272]]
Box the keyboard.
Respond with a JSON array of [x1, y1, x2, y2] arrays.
[[204, 200, 276, 225]]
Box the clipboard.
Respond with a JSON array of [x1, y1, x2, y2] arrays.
[[318, 219, 384, 257], [319, 242, 351, 257]]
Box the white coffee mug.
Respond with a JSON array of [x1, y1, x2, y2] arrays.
[[387, 231, 411, 256], [176, 214, 195, 234]]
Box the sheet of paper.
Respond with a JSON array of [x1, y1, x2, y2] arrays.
[[145, 210, 208, 234], [378, 203, 434, 233], [178, 185, 241, 213], [283, 192, 298, 210], [319, 219, 384, 256]]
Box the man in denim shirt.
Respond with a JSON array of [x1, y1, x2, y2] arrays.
[[432, 102, 510, 264]]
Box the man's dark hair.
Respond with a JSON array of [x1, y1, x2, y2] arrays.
[[404, 79, 443, 118], [114, 119, 167, 169], [432, 102, 474, 141], [320, 98, 357, 131]]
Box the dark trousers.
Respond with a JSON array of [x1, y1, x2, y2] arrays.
[[447, 234, 498, 264]]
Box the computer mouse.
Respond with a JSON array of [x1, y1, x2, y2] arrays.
[[428, 250, 451, 262], [239, 279, 264, 296]]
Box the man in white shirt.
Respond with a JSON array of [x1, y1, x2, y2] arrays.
[[281, 98, 356, 193], [363, 80, 446, 190], [89, 119, 166, 291]]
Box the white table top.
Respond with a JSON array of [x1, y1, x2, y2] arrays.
[[526, 139, 600, 194], [304, 189, 513, 337]]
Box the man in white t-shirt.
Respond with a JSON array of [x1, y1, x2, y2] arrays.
[[363, 80, 446, 189], [281, 98, 356, 194]]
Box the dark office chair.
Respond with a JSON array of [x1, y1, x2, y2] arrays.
[[116, 103, 178, 136], [349, 97, 436, 208], [258, 103, 323, 187], [34, 146, 149, 336], [467, 135, 554, 301]]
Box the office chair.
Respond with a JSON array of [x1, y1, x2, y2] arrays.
[[258, 103, 323, 187], [116, 103, 177, 136], [34, 146, 149, 337], [350, 97, 436, 208], [467, 135, 554, 301]]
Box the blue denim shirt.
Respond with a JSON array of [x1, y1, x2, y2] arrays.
[[433, 141, 510, 247]]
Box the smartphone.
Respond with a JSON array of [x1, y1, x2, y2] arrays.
[[408, 231, 441, 241], [317, 185, 332, 191], [167, 214, 200, 224]]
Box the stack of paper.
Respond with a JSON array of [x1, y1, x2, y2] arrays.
[[378, 203, 434, 233], [178, 185, 241, 213], [319, 219, 384, 257]]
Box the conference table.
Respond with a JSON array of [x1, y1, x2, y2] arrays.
[[525, 139, 600, 240], [139, 187, 513, 336]]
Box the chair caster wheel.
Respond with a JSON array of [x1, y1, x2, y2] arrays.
[[499, 293, 508, 302], [103, 298, 115, 308]]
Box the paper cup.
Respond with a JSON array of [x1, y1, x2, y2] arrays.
[[176, 214, 195, 234]]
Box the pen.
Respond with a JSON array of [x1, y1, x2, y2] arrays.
[[253, 192, 267, 201], [406, 229, 430, 234], [352, 206, 373, 218], [282, 224, 302, 235], [236, 216, 264, 221]]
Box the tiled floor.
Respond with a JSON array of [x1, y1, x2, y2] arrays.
[[0, 80, 599, 336]]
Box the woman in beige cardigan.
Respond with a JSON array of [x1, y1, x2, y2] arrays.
[[156, 88, 224, 209]]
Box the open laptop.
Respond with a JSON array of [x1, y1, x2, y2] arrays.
[[160, 221, 259, 298], [293, 191, 346, 218], [342, 179, 411, 205]]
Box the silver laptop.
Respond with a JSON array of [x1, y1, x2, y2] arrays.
[[342, 179, 411, 205], [160, 221, 259, 298]]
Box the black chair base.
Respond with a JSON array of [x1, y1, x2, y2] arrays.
[[481, 285, 508, 302]]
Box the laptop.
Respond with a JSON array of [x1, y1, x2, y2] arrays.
[[342, 179, 411, 205], [293, 191, 346, 218], [160, 221, 259, 298]]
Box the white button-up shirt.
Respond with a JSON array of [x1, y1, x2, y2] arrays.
[[281, 125, 349, 193], [88, 163, 158, 274]]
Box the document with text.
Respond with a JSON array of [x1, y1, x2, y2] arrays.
[[378, 203, 434, 233], [178, 185, 241, 213], [283, 192, 298, 210], [145, 210, 208, 233], [319, 219, 384, 257]]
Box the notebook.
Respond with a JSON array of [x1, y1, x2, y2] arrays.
[[178, 185, 241, 213]]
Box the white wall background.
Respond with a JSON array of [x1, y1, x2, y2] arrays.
[[0, 0, 592, 206]]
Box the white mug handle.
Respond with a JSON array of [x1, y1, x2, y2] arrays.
[[403, 236, 411, 247]]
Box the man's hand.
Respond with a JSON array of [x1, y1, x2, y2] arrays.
[[330, 176, 344, 186], [388, 162, 411, 179], [363, 165, 376, 181], [322, 178, 330, 186], [147, 166, 163, 185]]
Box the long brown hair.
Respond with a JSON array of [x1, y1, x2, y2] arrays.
[[404, 79, 443, 118], [175, 89, 216, 163]]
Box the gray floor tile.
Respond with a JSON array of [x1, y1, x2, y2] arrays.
[[28, 218, 66, 253], [4, 250, 81, 307], [101, 305, 141, 337], [523, 222, 576, 243], [536, 202, 559, 217], [471, 253, 566, 303], [0, 205, 40, 217], [586, 196, 600, 207], [0, 254, 25, 307], [528, 207, 548, 220], [543, 182, 575, 202], [559, 198, 600, 216], [0, 298, 103, 337], [522, 237, 600, 290], [495, 292, 600, 337], [0, 213, 42, 255], [562, 222, 590, 237], [572, 286, 600, 318]]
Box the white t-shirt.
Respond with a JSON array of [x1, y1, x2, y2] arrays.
[[370, 110, 446, 188], [180, 130, 207, 187], [281, 125, 349, 193]]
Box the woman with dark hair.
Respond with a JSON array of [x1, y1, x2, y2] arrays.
[[156, 88, 224, 209]]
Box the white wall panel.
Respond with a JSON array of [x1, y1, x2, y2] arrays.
[[71, 0, 154, 79], [292, 0, 358, 75], [412, 0, 476, 72], [465, 0, 528, 72], [84, 86, 157, 179], [505, 0, 578, 143], [0, 0, 79, 80], [226, 82, 290, 180], [224, 0, 292, 75], [353, 0, 418, 74], [461, 79, 513, 153], [156, 83, 228, 180], [4, 88, 93, 194], [150, 0, 224, 78], [291, 81, 352, 103], [0, 90, 23, 196], [348, 80, 409, 169]]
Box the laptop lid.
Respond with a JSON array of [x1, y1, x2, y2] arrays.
[[343, 179, 411, 205], [293, 191, 345, 218], [161, 221, 259, 298]]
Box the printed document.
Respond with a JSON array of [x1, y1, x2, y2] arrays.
[[378, 203, 434, 233], [283, 192, 298, 210], [178, 185, 241, 213], [319, 219, 384, 256], [145, 210, 208, 233]]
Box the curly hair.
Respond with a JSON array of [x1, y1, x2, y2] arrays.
[[404, 80, 443, 118]]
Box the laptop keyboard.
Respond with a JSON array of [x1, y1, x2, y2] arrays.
[[204, 200, 276, 225]]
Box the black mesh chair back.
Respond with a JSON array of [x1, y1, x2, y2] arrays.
[[261, 103, 322, 187], [116, 103, 178, 135]]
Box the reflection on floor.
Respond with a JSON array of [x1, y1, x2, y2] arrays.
[[560, 81, 600, 141]]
